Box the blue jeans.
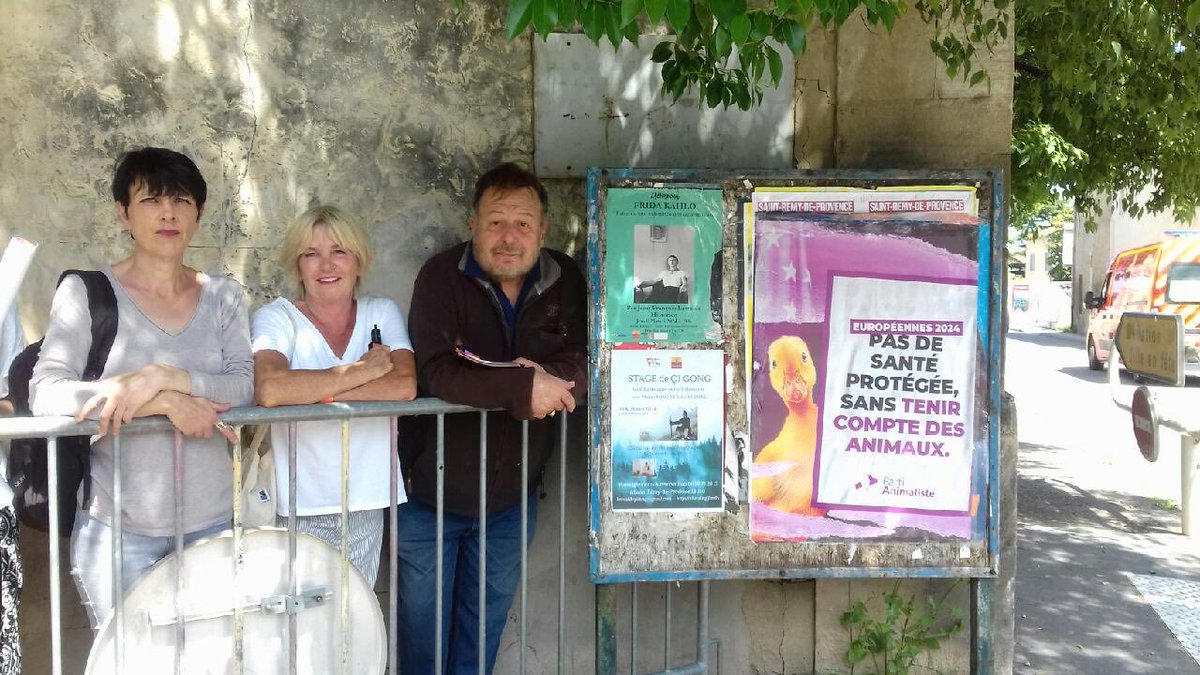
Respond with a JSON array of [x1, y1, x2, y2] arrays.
[[394, 496, 537, 675], [71, 511, 229, 630]]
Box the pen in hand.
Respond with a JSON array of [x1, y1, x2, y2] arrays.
[[325, 325, 382, 405]]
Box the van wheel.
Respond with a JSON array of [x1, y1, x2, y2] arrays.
[[1087, 338, 1103, 371]]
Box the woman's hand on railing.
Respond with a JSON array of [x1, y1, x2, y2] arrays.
[[78, 364, 189, 435], [141, 391, 235, 442]]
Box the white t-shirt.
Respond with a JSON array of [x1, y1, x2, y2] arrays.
[[0, 304, 25, 509], [658, 269, 688, 289], [250, 297, 412, 516]]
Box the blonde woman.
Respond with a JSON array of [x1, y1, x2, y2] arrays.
[[251, 205, 415, 585]]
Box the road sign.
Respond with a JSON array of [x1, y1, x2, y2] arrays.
[[1131, 385, 1158, 462], [1114, 312, 1184, 386]]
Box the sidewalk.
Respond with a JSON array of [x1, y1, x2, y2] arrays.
[[1008, 328, 1200, 674]]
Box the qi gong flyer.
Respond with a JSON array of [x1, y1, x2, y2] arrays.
[[610, 349, 725, 512]]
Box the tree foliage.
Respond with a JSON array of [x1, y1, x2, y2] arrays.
[[476, 0, 1200, 226], [1014, 1, 1200, 224], [485, 0, 1007, 111], [1011, 197, 1073, 282]]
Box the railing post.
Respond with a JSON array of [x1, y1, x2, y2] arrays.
[[596, 584, 619, 675], [1182, 434, 1199, 536], [47, 437, 63, 675]]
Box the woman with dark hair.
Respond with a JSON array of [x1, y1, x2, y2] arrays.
[[30, 147, 253, 629]]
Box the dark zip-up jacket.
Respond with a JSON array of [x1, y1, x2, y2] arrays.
[[402, 242, 588, 516]]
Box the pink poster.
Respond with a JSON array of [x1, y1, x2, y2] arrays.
[[749, 214, 986, 543]]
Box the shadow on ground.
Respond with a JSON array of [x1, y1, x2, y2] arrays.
[[1016, 442, 1200, 674], [1018, 469, 1180, 535], [1056, 365, 1112, 384]]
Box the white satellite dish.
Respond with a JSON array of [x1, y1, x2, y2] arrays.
[[86, 528, 385, 674]]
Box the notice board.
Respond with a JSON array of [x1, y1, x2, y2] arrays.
[[587, 169, 1003, 583]]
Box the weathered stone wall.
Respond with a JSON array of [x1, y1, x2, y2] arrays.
[[0, 0, 564, 334]]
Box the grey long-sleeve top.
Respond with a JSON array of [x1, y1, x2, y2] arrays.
[[31, 267, 253, 536]]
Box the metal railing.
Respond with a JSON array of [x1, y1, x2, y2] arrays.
[[0, 398, 574, 674]]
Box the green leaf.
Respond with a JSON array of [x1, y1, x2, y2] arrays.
[[666, 0, 691, 31], [846, 642, 869, 665], [782, 19, 806, 55], [842, 603, 868, 626], [604, 2, 625, 48], [623, 20, 641, 42], [531, 0, 560, 38], [969, 69, 986, 86], [645, 0, 668, 22], [878, 3, 898, 30], [747, 47, 764, 80], [661, 58, 678, 84], [709, 0, 748, 27], [749, 12, 771, 40], [621, 0, 645, 26], [557, 0, 577, 27], [1188, 1, 1200, 30], [504, 0, 534, 40], [581, 2, 605, 43], [705, 81, 723, 107], [729, 14, 751, 45], [669, 72, 687, 101], [713, 26, 732, 59], [1146, 5, 1161, 40], [651, 40, 674, 62], [767, 47, 784, 86], [788, 0, 814, 22]]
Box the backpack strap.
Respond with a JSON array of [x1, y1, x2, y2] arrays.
[[57, 270, 118, 381], [6, 344, 37, 416], [54, 270, 116, 505], [4, 271, 118, 415]]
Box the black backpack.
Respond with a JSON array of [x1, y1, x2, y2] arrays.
[[6, 270, 117, 535]]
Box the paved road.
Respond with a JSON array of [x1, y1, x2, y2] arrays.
[[1008, 327, 1200, 674]]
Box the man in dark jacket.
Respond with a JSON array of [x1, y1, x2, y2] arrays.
[[397, 162, 587, 674]]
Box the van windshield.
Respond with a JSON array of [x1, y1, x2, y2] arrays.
[[1166, 263, 1200, 303]]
